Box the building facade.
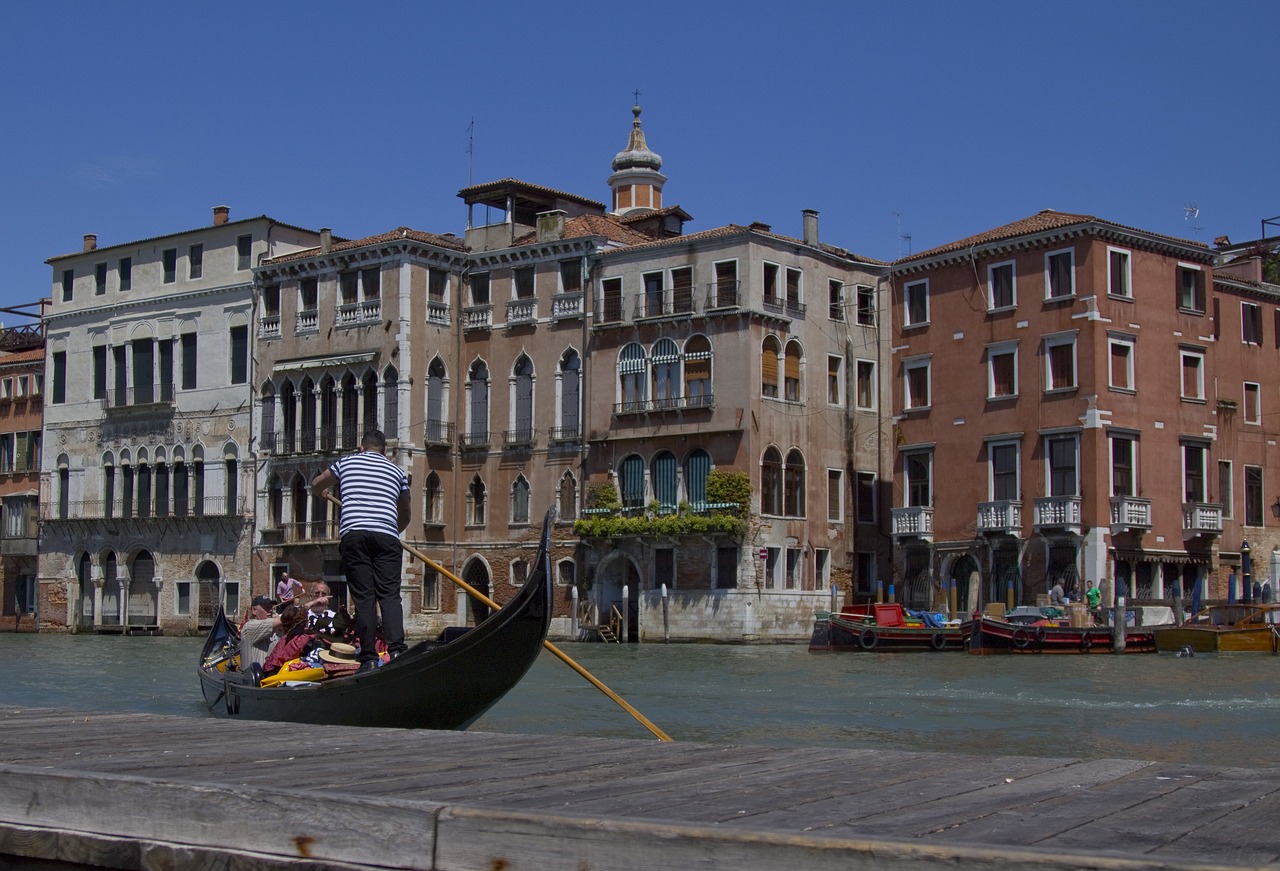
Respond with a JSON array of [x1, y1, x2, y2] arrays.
[[0, 307, 46, 631], [885, 209, 1274, 614], [39, 210, 321, 633]]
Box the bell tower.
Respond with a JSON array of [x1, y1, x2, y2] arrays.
[[608, 102, 666, 216]]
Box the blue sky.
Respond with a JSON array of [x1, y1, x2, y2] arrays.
[[2, 1, 1277, 317]]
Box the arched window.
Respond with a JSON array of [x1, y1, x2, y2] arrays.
[[424, 472, 442, 524], [761, 336, 781, 398], [341, 372, 359, 449], [173, 459, 188, 517], [618, 342, 647, 412], [467, 474, 487, 526], [268, 475, 283, 529], [362, 369, 378, 437], [468, 360, 489, 444], [320, 375, 337, 451], [619, 454, 645, 510], [120, 453, 133, 519], [310, 485, 329, 539], [651, 338, 680, 408], [137, 457, 152, 518], [103, 452, 116, 519], [652, 451, 678, 511], [383, 366, 399, 437], [685, 449, 711, 507], [291, 474, 308, 537], [260, 384, 276, 449], [280, 380, 297, 453], [299, 375, 316, 451], [154, 457, 169, 517], [512, 355, 534, 441], [684, 335, 713, 407], [784, 448, 806, 516], [511, 475, 531, 525], [426, 358, 447, 443], [784, 340, 803, 402], [558, 349, 581, 438], [761, 447, 783, 516], [558, 471, 578, 521]]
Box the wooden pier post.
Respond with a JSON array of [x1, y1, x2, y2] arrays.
[[1112, 596, 1126, 653]]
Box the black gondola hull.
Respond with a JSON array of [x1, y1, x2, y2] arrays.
[[198, 527, 553, 730]]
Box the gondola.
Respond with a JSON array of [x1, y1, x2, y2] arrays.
[[197, 513, 554, 730]]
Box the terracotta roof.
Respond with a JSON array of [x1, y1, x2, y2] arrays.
[[512, 214, 655, 248], [263, 227, 467, 265], [0, 348, 45, 365], [617, 205, 693, 224], [895, 209, 1208, 266], [456, 178, 606, 211]]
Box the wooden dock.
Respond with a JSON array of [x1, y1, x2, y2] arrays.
[[0, 704, 1276, 870]]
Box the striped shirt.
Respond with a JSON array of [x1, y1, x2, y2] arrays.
[[329, 450, 409, 538]]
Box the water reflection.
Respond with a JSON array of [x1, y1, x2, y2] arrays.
[[1, 635, 1275, 766]]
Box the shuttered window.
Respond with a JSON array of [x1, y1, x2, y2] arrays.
[[761, 337, 780, 398], [620, 455, 645, 508], [685, 449, 711, 506], [652, 452, 677, 509]]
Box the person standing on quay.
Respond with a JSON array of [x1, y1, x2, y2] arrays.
[[312, 430, 411, 673]]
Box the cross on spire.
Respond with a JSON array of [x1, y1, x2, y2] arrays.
[[632, 88, 641, 105]]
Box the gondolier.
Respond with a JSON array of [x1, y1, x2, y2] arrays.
[[312, 429, 411, 673]]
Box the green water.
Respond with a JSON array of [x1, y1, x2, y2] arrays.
[[2, 634, 1276, 766]]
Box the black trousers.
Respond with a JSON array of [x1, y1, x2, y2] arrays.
[[339, 530, 406, 661]]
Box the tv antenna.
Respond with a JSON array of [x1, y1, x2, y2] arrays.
[[466, 118, 475, 185], [1183, 201, 1202, 238], [892, 211, 912, 258]]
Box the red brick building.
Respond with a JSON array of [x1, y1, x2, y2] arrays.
[[885, 210, 1271, 613]]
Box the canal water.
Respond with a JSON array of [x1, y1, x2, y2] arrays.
[[1, 633, 1276, 767]]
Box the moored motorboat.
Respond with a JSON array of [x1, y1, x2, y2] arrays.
[[968, 613, 1156, 655], [1152, 603, 1280, 654], [198, 513, 554, 729], [809, 602, 966, 652]]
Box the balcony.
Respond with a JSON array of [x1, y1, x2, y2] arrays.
[[506, 299, 537, 326], [258, 314, 281, 339], [296, 309, 319, 334], [2, 499, 38, 556], [599, 297, 624, 324], [548, 425, 582, 444], [43, 497, 233, 522], [1182, 502, 1223, 538], [1033, 496, 1083, 534], [1110, 496, 1152, 533], [503, 428, 535, 449], [460, 430, 491, 450], [706, 280, 740, 310], [891, 506, 933, 541], [463, 304, 493, 332], [337, 299, 381, 326], [552, 291, 584, 320], [264, 431, 341, 456], [424, 421, 454, 447], [977, 501, 1022, 536], [426, 299, 450, 326], [103, 383, 175, 412], [612, 394, 715, 416]]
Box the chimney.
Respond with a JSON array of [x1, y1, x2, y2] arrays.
[[212, 205, 230, 226], [320, 228, 332, 253], [536, 210, 566, 243], [802, 209, 819, 246], [83, 234, 97, 252]]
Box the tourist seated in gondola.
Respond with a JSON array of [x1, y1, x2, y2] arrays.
[[240, 596, 285, 676], [262, 603, 315, 676], [305, 582, 336, 628]]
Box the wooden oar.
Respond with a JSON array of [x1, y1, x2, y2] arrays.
[[321, 493, 672, 741]]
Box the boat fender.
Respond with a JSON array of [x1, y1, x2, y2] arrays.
[[929, 632, 947, 651], [1034, 625, 1047, 644], [1080, 633, 1093, 652], [1012, 627, 1030, 649], [859, 628, 878, 650]]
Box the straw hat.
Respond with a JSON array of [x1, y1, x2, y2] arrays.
[[318, 642, 358, 664]]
